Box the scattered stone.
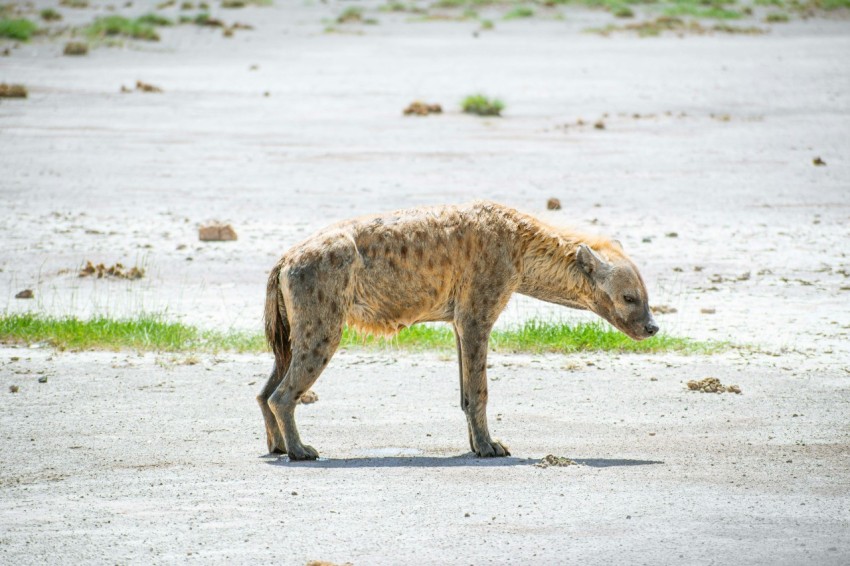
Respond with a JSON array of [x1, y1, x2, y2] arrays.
[[593, 120, 605, 130], [687, 377, 741, 394], [535, 454, 577, 468], [666, 232, 678, 238], [9, 385, 19, 393], [651, 304, 677, 314], [135, 80, 162, 93], [79, 261, 145, 280], [0, 83, 28, 98], [403, 101, 442, 116], [813, 157, 826, 166], [199, 223, 238, 241], [15, 289, 34, 299], [298, 390, 319, 404], [63, 42, 88, 56], [546, 198, 562, 211], [38, 376, 48, 383], [700, 308, 716, 314]]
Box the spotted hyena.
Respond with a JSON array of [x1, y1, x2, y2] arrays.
[[258, 201, 658, 460]]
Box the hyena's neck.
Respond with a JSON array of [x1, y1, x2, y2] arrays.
[[511, 214, 601, 309]]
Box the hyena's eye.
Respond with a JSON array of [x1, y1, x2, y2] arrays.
[[623, 295, 636, 304]]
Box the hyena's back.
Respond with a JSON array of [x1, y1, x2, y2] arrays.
[[279, 203, 520, 335]]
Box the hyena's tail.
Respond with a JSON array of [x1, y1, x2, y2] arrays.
[[264, 261, 292, 378]]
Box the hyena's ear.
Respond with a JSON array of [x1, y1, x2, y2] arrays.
[[576, 243, 609, 280]]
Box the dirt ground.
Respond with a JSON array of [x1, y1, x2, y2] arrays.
[[1, 1, 849, 564]]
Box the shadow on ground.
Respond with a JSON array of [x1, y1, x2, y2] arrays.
[[264, 454, 664, 469]]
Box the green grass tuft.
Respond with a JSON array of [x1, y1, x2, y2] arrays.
[[0, 313, 718, 355], [0, 18, 37, 40], [86, 15, 163, 41], [137, 13, 174, 26], [40, 8, 63, 21], [504, 5, 535, 18], [462, 93, 504, 116]]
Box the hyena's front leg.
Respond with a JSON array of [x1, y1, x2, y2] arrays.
[[454, 325, 475, 453], [455, 319, 510, 458]]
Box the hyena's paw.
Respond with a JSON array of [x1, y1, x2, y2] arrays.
[[474, 439, 510, 458], [286, 443, 319, 461], [265, 429, 286, 455]]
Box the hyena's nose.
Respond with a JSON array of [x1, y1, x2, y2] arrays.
[[645, 322, 659, 336]]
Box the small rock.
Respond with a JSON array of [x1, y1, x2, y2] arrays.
[[403, 101, 442, 116], [651, 304, 677, 315], [199, 223, 238, 242], [546, 198, 561, 210], [38, 376, 48, 383], [135, 80, 162, 93], [298, 390, 319, 404], [9, 385, 19, 393], [700, 308, 716, 314], [63, 42, 88, 56], [812, 157, 826, 166], [593, 120, 605, 130], [0, 83, 27, 98], [15, 289, 34, 299], [665, 232, 678, 238]]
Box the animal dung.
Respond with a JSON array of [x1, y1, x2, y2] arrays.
[[813, 157, 826, 166], [546, 198, 562, 210], [63, 42, 88, 56], [79, 261, 145, 280], [122, 81, 162, 94], [199, 223, 238, 241], [687, 377, 741, 394], [15, 289, 34, 299], [403, 101, 442, 116], [535, 454, 578, 468]]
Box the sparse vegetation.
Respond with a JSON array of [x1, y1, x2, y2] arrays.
[[0, 313, 717, 354], [137, 13, 173, 26], [480, 18, 494, 28], [0, 18, 37, 40], [85, 15, 164, 41], [462, 93, 504, 116], [587, 15, 765, 36], [765, 11, 789, 20], [337, 6, 364, 23], [40, 8, 63, 21], [504, 5, 534, 18], [60, 0, 89, 7]]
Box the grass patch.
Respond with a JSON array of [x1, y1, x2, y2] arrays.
[[504, 5, 535, 17], [0, 313, 717, 355], [462, 93, 504, 116], [40, 8, 63, 21], [0, 18, 37, 40], [662, 1, 742, 19], [85, 15, 164, 41], [764, 11, 790, 20], [137, 13, 174, 26]]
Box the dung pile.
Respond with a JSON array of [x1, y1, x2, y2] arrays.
[[403, 101, 442, 116], [79, 261, 145, 280], [687, 377, 741, 394], [535, 454, 578, 468]]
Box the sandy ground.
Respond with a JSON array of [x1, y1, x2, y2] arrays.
[[1, 1, 850, 564]]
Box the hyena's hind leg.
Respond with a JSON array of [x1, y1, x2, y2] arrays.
[[268, 320, 343, 461], [257, 361, 287, 454]]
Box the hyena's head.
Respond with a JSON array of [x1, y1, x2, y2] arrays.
[[575, 242, 659, 341]]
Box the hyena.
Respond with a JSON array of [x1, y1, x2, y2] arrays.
[[258, 201, 658, 460]]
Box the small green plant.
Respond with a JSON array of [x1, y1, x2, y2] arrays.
[[613, 5, 634, 17], [504, 5, 534, 18], [462, 93, 504, 116], [60, 0, 89, 7], [480, 18, 494, 28], [138, 13, 173, 26], [764, 11, 790, 20], [663, 1, 742, 19], [86, 15, 164, 40], [0, 17, 37, 40], [337, 6, 364, 22], [180, 1, 195, 8], [40, 8, 63, 21]]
